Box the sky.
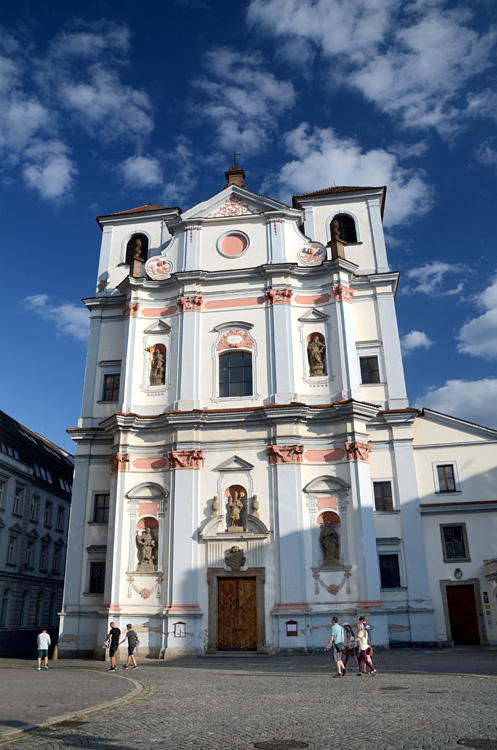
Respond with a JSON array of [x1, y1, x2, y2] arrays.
[[1, 0, 497, 451]]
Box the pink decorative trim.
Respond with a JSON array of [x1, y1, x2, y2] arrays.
[[313, 572, 351, 597], [267, 444, 304, 464], [332, 284, 354, 303], [345, 441, 373, 462], [132, 457, 168, 470], [205, 194, 259, 218], [272, 602, 310, 611], [164, 604, 201, 612], [127, 576, 163, 600], [167, 450, 204, 469], [138, 502, 158, 516], [142, 305, 178, 317], [177, 295, 204, 312], [216, 329, 254, 351], [123, 302, 140, 319], [298, 243, 326, 266], [266, 289, 293, 305], [294, 293, 331, 305], [304, 449, 346, 463], [100, 604, 123, 612], [108, 453, 130, 473], [357, 600, 383, 608], [317, 496, 338, 511], [204, 296, 265, 310], [147, 258, 173, 279]]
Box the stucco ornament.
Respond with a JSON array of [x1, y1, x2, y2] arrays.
[[345, 441, 372, 462], [267, 445, 304, 465], [146, 258, 173, 279], [216, 329, 254, 351], [225, 546, 246, 570], [298, 242, 326, 266]]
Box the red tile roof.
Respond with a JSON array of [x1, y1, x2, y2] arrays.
[[96, 204, 180, 226], [292, 185, 387, 217]]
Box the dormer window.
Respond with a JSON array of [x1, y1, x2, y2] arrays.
[[332, 214, 357, 243]]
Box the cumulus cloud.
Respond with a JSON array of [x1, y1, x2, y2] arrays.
[[414, 378, 497, 430], [400, 330, 434, 355], [247, 0, 497, 136], [401, 261, 466, 296], [192, 47, 296, 154], [22, 140, 78, 200], [264, 124, 433, 226], [119, 155, 163, 188], [457, 275, 497, 360], [25, 294, 89, 342], [161, 136, 198, 205]]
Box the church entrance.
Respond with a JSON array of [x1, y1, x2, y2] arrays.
[[207, 568, 266, 653], [446, 584, 480, 645], [218, 578, 257, 651]]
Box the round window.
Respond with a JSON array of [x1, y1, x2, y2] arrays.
[[217, 231, 249, 257]]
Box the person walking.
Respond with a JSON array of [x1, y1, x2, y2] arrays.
[[354, 621, 376, 676], [324, 616, 346, 677], [120, 624, 139, 670], [36, 628, 51, 670], [342, 622, 360, 673], [107, 621, 121, 671]]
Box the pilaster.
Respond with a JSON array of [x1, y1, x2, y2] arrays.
[[175, 296, 203, 410], [266, 289, 295, 403], [272, 462, 307, 606], [376, 292, 409, 408], [333, 277, 362, 400]]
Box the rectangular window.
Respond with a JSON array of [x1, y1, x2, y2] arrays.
[[40, 546, 48, 570], [30, 495, 39, 521], [13, 486, 23, 515], [373, 481, 394, 512], [25, 541, 34, 567], [219, 352, 253, 398], [379, 554, 401, 588], [360, 356, 380, 384], [44, 501, 52, 526], [103, 374, 120, 402], [52, 547, 60, 573], [441, 524, 470, 562], [6, 536, 16, 564], [89, 561, 106, 594], [0, 481, 5, 508], [56, 505, 64, 530], [93, 493, 110, 523], [437, 464, 456, 492]]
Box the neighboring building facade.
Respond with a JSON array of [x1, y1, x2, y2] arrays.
[[59, 166, 497, 658], [0, 410, 73, 656]]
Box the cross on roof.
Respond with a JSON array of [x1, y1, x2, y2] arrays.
[[229, 150, 242, 167]]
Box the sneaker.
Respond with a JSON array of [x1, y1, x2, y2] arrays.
[[44, 666, 48, 670], [132, 666, 139, 670], [332, 673, 342, 678], [38, 667, 41, 671], [123, 665, 128, 669], [342, 668, 347, 676], [356, 673, 362, 676], [109, 667, 116, 671]]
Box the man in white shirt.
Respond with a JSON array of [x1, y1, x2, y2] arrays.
[[37, 628, 51, 670]]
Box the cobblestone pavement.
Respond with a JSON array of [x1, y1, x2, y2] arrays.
[[1, 648, 496, 750]]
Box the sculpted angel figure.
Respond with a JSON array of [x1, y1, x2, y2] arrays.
[[228, 490, 244, 529], [307, 336, 326, 376], [151, 348, 165, 385]]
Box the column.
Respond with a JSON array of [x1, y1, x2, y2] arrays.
[[376, 292, 409, 409], [121, 302, 141, 409], [333, 283, 362, 400], [175, 296, 203, 410], [267, 290, 295, 403]]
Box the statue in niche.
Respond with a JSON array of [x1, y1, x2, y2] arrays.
[[307, 336, 326, 377], [131, 236, 144, 260], [151, 349, 165, 385], [228, 490, 244, 532], [320, 521, 340, 566], [331, 219, 340, 241], [136, 527, 156, 571]]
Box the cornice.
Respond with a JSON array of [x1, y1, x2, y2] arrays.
[[83, 294, 127, 311]]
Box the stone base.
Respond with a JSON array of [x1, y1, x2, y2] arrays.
[[137, 562, 155, 572]]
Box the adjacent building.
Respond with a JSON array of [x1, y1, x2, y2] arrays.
[[0, 410, 73, 656], [59, 165, 497, 658]]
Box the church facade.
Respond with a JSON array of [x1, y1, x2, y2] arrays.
[[59, 166, 497, 657]]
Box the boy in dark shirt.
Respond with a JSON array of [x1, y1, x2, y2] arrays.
[[120, 623, 139, 670], [108, 622, 121, 671]]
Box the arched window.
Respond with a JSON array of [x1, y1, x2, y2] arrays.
[[19, 590, 28, 626], [0, 589, 10, 628], [125, 233, 149, 266], [332, 214, 357, 243], [219, 351, 253, 397]]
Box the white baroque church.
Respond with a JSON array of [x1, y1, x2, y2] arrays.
[[59, 165, 497, 658]]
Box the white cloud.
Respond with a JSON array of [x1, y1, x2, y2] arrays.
[[25, 294, 89, 342], [161, 136, 198, 205], [264, 123, 433, 226], [400, 330, 434, 354], [476, 140, 497, 168], [120, 155, 163, 188], [401, 261, 466, 296], [414, 378, 497, 430], [247, 0, 497, 136], [22, 140, 77, 200], [457, 275, 497, 360], [193, 47, 296, 154]]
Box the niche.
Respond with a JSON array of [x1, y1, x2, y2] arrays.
[[317, 510, 341, 568], [136, 516, 159, 572], [125, 233, 149, 266], [307, 332, 327, 377], [148, 344, 166, 386], [225, 484, 247, 532]]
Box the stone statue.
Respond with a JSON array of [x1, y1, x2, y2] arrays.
[[307, 336, 326, 376], [252, 494, 260, 519], [211, 495, 219, 519], [320, 522, 340, 566], [331, 219, 340, 241], [136, 526, 156, 571], [132, 237, 144, 259], [151, 349, 165, 385], [228, 490, 244, 532]]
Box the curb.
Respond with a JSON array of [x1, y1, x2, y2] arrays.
[[0, 669, 147, 745]]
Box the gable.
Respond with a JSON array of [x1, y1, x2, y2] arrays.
[[181, 186, 297, 222], [215, 455, 255, 472], [413, 409, 497, 446]]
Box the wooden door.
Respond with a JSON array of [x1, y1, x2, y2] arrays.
[[446, 585, 480, 645], [217, 577, 257, 651]]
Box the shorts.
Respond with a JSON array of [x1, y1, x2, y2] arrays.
[[109, 645, 118, 657], [343, 646, 358, 657], [37, 649, 48, 658], [332, 645, 343, 663], [128, 645, 135, 655]]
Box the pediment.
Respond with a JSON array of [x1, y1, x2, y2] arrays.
[[27, 527, 40, 539], [41, 532, 53, 543], [181, 186, 294, 222], [215, 455, 254, 472], [9, 522, 22, 534], [0, 517, 5, 529], [298, 308, 329, 322], [126, 482, 168, 500], [144, 320, 172, 335], [303, 475, 349, 493]]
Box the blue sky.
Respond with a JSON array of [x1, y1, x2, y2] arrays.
[[1, 0, 497, 450]]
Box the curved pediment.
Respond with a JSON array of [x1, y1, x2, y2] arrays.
[[126, 482, 168, 500], [303, 475, 350, 493]]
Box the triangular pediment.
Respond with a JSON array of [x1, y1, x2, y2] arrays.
[[215, 455, 254, 472], [144, 320, 172, 335], [9, 522, 23, 534], [181, 186, 296, 222], [41, 532, 52, 543], [298, 308, 329, 322], [27, 527, 40, 539], [0, 517, 5, 529]]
